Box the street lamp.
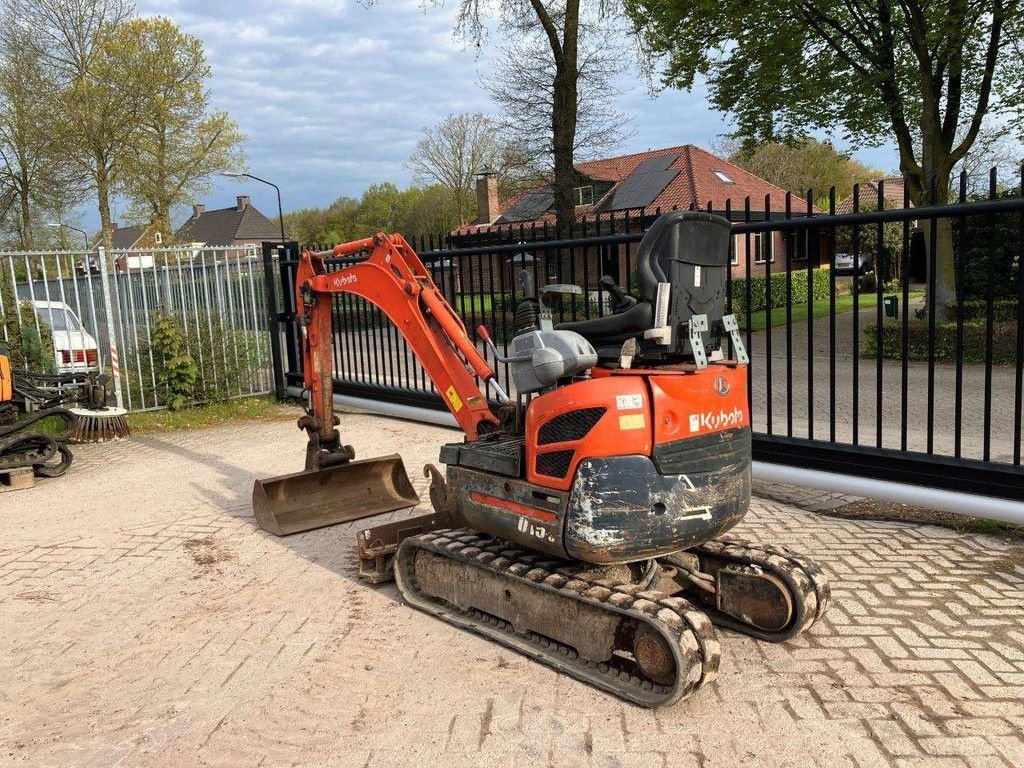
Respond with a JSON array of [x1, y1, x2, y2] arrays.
[[46, 222, 90, 250], [221, 171, 287, 244]]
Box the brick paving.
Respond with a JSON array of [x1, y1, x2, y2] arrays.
[[1, 414, 1023, 767]]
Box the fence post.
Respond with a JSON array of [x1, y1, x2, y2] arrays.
[[261, 240, 287, 400], [97, 246, 124, 408]]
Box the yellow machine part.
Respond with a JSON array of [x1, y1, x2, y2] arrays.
[[0, 350, 11, 404]]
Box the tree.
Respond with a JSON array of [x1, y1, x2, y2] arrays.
[[399, 184, 467, 240], [454, 1, 595, 234], [627, 0, 1024, 317], [112, 17, 245, 242], [953, 124, 1024, 197], [284, 196, 359, 249], [19, 0, 136, 257], [730, 139, 880, 206], [406, 112, 503, 223], [0, 20, 83, 249], [484, 21, 630, 171]]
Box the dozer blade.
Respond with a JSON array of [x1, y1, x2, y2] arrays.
[[252, 454, 420, 536]]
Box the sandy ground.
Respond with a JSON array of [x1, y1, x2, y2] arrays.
[[1, 412, 1023, 767]]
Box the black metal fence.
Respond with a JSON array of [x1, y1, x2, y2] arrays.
[[271, 168, 1024, 501]]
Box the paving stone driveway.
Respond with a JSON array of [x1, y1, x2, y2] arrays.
[[1, 414, 1022, 768]]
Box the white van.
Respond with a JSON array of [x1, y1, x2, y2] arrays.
[[31, 300, 100, 373]]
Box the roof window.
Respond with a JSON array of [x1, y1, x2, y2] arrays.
[[713, 170, 735, 184]]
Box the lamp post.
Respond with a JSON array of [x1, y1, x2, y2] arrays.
[[221, 170, 289, 401], [221, 171, 287, 244], [45, 222, 90, 250]]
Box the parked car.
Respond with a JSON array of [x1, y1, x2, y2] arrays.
[[31, 300, 100, 373], [832, 252, 875, 290]]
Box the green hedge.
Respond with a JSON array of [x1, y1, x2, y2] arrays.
[[863, 319, 1020, 365], [959, 298, 1019, 323], [731, 269, 835, 315]]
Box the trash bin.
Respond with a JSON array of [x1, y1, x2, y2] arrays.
[[883, 295, 899, 319]]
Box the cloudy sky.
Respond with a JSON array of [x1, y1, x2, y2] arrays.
[[107, 0, 896, 229]]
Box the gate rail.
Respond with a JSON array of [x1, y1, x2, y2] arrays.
[[271, 169, 1024, 501]]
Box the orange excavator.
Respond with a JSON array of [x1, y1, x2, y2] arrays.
[[253, 211, 830, 706]]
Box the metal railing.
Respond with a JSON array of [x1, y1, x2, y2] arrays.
[[271, 168, 1024, 501], [1, 243, 274, 411]]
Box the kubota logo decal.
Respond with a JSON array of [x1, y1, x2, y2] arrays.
[[332, 273, 358, 289], [688, 407, 744, 433], [713, 375, 731, 396]]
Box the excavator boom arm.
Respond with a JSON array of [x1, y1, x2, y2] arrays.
[[296, 232, 500, 447]]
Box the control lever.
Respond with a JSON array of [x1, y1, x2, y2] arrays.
[[538, 284, 582, 331], [600, 275, 636, 313]]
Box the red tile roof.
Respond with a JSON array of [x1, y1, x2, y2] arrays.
[[456, 144, 817, 236], [836, 177, 913, 214]]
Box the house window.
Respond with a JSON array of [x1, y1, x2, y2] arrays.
[[713, 170, 735, 184], [754, 233, 774, 264], [574, 186, 594, 206], [787, 231, 809, 262], [155, 231, 162, 245]]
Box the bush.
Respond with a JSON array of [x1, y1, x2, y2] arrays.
[[959, 298, 1019, 323], [863, 319, 1020, 365], [953, 206, 1020, 302], [124, 309, 268, 409], [150, 313, 199, 411], [731, 268, 833, 316]]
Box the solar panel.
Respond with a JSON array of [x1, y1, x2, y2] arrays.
[[498, 188, 554, 223], [632, 154, 678, 174], [602, 163, 680, 211]]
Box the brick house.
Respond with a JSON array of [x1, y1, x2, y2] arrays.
[[452, 145, 824, 294], [174, 196, 284, 247], [836, 176, 914, 214]]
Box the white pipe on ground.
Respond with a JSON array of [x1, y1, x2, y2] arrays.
[[752, 462, 1024, 526], [291, 388, 1024, 526], [287, 387, 459, 430]]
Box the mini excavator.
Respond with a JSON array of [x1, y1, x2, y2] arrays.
[[253, 211, 831, 706]]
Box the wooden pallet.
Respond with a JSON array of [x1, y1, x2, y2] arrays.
[[0, 467, 35, 493]]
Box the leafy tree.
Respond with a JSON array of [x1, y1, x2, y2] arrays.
[[113, 17, 245, 243], [834, 194, 908, 283], [19, 0, 137, 257], [0, 18, 84, 249], [354, 182, 409, 236], [284, 196, 359, 249], [399, 184, 467, 241], [627, 0, 1024, 317], [731, 139, 880, 206]]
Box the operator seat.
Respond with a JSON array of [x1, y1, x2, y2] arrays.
[[556, 211, 733, 364]]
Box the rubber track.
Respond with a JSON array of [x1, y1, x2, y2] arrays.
[[689, 536, 832, 642], [0, 408, 75, 477], [396, 529, 721, 707]]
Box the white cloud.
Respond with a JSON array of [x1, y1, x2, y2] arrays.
[[93, 0, 897, 229]]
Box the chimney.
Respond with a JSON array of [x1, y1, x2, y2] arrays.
[[236, 195, 251, 211], [192, 203, 206, 218], [111, 222, 118, 232], [475, 167, 499, 225]]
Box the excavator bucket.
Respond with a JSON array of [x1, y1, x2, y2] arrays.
[[252, 454, 420, 536]]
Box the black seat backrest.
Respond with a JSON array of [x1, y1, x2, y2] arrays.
[[556, 210, 733, 365]]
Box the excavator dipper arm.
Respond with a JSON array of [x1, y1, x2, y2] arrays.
[[296, 232, 501, 461]]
